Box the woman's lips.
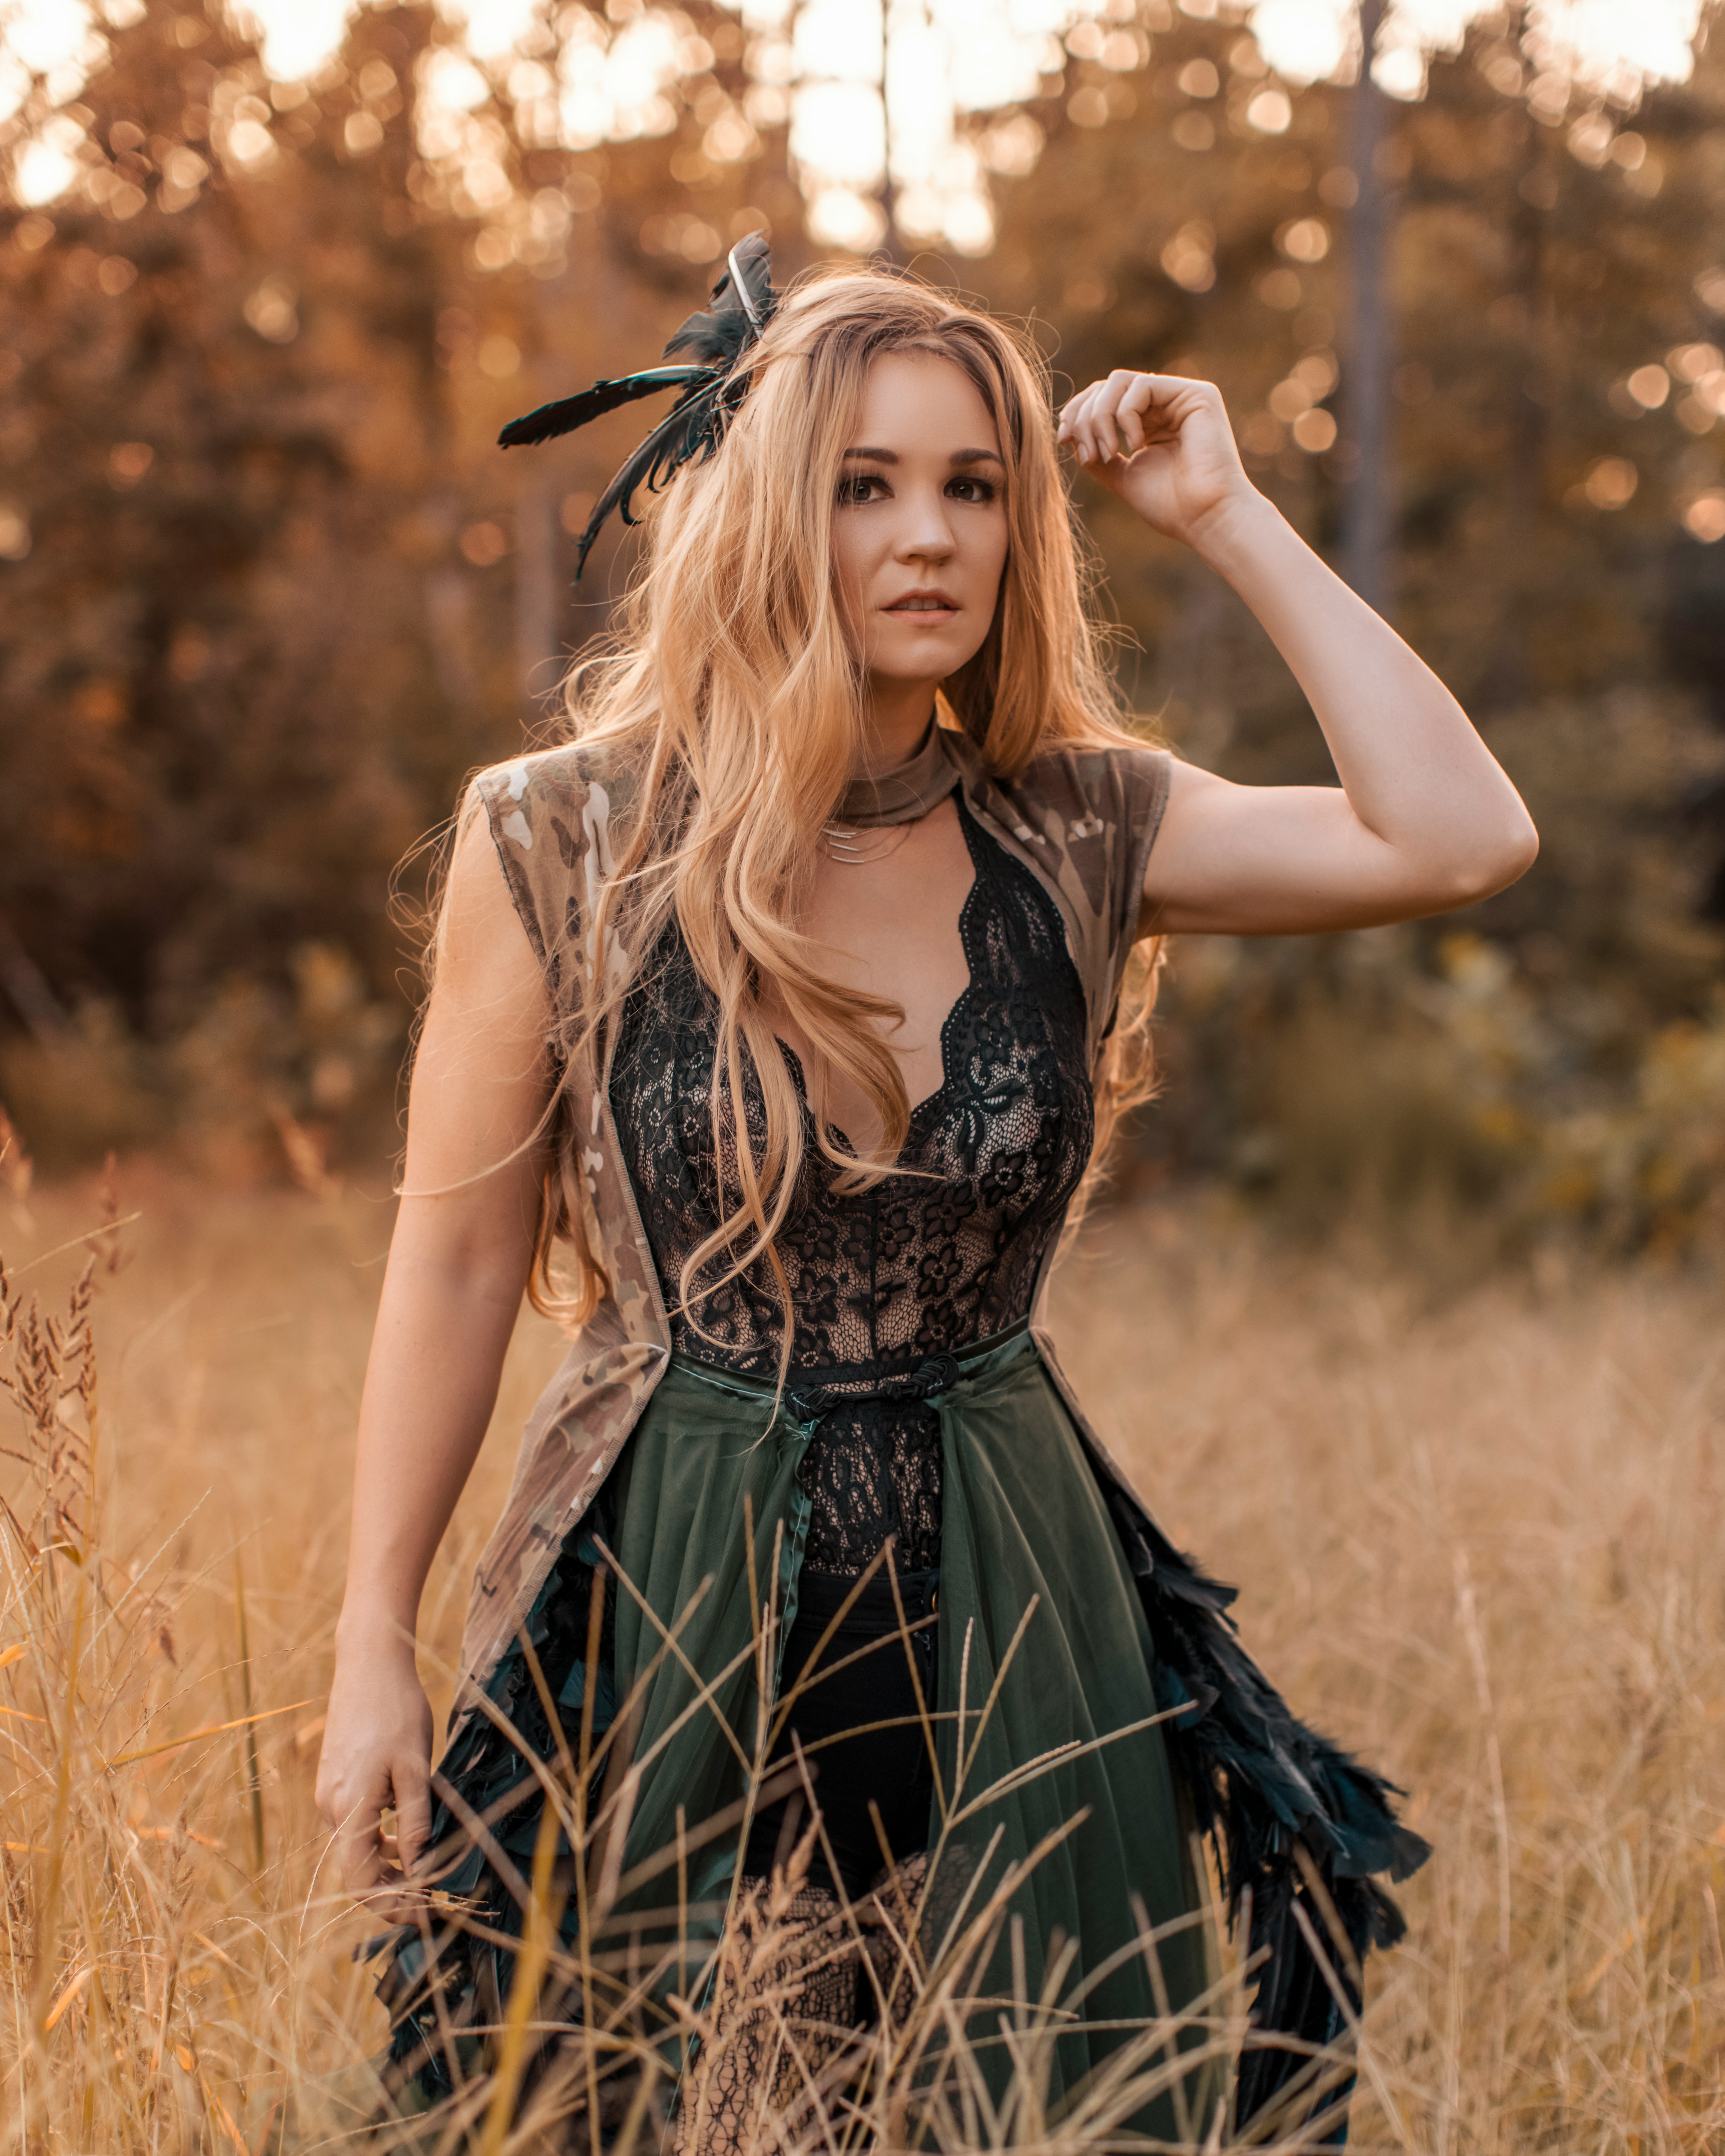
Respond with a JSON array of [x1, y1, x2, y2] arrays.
[[884, 593, 958, 616]]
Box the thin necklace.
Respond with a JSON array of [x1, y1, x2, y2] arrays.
[[820, 820, 914, 867]]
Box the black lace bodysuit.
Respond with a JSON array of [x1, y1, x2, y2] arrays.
[[609, 800, 1094, 1578]]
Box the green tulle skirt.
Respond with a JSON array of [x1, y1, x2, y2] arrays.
[[386, 1308, 1432, 2143], [593, 1330, 1220, 2135]]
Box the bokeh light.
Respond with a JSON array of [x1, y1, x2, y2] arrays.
[[232, 0, 351, 83], [5, 0, 1712, 259]]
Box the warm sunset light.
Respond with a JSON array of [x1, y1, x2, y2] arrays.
[[1, 0, 1712, 244], [6, 0, 1725, 2145]]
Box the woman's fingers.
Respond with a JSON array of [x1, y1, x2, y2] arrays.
[[1055, 384, 1092, 456], [330, 1759, 432, 1884], [1089, 371, 1138, 461], [1059, 371, 1187, 463], [325, 1777, 432, 1922], [1062, 371, 1251, 539], [1069, 376, 1104, 461], [392, 1748, 434, 1884], [1095, 370, 1146, 459], [1056, 380, 1107, 455], [330, 1779, 389, 1899], [1114, 374, 1164, 456], [1071, 386, 1112, 462]]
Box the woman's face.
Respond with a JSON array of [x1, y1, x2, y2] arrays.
[[830, 350, 1009, 697]]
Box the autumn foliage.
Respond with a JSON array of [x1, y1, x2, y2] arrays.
[[0, 0, 1722, 1242]]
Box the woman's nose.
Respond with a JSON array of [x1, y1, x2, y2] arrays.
[[895, 492, 956, 560]]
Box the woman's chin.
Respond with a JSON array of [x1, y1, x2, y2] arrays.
[[868, 631, 981, 681]]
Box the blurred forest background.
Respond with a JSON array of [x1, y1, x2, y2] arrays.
[[3, 0, 1724, 1255]]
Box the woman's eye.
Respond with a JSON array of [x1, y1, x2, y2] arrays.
[[838, 473, 885, 506], [948, 476, 998, 504]]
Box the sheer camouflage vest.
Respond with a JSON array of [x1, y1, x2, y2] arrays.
[[453, 724, 1171, 1733]]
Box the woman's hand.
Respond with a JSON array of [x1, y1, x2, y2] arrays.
[[316, 1628, 435, 1921], [1057, 371, 1256, 548]]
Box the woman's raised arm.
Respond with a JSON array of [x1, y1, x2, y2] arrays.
[[315, 801, 553, 1915], [1058, 371, 1538, 937]]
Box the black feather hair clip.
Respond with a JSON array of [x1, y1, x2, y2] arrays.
[[498, 232, 778, 578]]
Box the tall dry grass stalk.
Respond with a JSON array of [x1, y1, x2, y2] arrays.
[[1, 1159, 1721, 2152]]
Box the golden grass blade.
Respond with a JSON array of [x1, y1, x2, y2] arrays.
[[10, 1213, 145, 1279], [948, 1593, 1046, 1800], [594, 1537, 754, 1776], [232, 1551, 265, 1872], [7, 1185, 1725, 2156], [946, 1701, 1189, 1829], [31, 1570, 85, 2043], [475, 1794, 564, 2156], [40, 1964, 92, 2033], [197, 2069, 253, 2156], [103, 1698, 315, 1768], [883, 1557, 947, 1825], [574, 1562, 605, 2136]]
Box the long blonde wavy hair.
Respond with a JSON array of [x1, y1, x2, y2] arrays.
[[524, 265, 1163, 1333]]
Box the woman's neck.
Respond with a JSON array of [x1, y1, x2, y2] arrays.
[[857, 677, 940, 777]]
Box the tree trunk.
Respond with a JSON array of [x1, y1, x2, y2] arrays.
[[514, 467, 559, 712], [1481, 96, 1551, 709], [1341, 0, 1393, 616]]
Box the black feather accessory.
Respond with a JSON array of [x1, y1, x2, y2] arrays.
[[498, 232, 778, 578]]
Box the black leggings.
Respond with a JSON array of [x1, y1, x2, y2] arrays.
[[742, 1568, 938, 1900]]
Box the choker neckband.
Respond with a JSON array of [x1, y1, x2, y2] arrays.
[[834, 723, 961, 830]]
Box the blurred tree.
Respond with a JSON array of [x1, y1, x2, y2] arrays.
[[1340, 0, 1391, 612], [0, 0, 795, 1158], [0, 0, 1722, 1227], [969, 10, 1725, 1225], [975, 9, 1725, 714]]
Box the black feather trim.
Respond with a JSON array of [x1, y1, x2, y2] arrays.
[[665, 231, 775, 368], [497, 367, 712, 450], [569, 376, 728, 576], [1094, 1468, 1432, 2137], [493, 232, 780, 578]]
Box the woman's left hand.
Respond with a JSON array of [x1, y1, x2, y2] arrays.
[[1057, 372, 1256, 549]]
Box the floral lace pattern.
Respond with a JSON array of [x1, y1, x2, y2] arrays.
[[610, 801, 1092, 1575]]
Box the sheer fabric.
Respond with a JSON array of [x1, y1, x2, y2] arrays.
[[609, 800, 1092, 1577], [597, 1342, 1215, 2137]]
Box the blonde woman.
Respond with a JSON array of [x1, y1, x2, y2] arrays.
[[316, 245, 1534, 2145]]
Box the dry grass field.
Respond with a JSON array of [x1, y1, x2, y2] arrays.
[[2, 1157, 1722, 2152]]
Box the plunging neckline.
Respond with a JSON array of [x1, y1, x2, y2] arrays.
[[606, 787, 1095, 1386], [776, 802, 986, 1164]]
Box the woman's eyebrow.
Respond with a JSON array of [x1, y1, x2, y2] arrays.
[[840, 446, 1005, 466]]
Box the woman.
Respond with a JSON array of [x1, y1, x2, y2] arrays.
[[316, 247, 1534, 2148]]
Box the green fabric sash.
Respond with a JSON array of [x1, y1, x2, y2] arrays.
[[600, 1333, 1220, 2136]]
